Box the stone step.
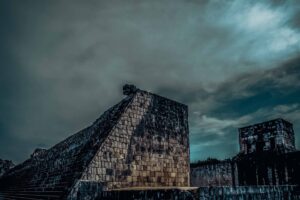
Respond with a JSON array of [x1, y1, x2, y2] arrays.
[[0, 194, 48, 200], [0, 192, 61, 200], [1, 190, 63, 196], [0, 194, 17, 200], [2, 182, 69, 190]]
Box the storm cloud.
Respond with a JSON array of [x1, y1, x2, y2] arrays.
[[0, 0, 299, 163]]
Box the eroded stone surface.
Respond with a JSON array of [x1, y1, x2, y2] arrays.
[[190, 159, 233, 187], [69, 182, 300, 200], [190, 119, 300, 188], [239, 118, 296, 154], [0, 85, 190, 199], [80, 90, 190, 190]]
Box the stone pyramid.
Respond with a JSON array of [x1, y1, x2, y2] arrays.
[[0, 85, 190, 199]]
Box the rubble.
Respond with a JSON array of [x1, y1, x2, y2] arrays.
[[0, 159, 14, 177]]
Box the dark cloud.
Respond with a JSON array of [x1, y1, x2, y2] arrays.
[[0, 0, 299, 163], [186, 56, 300, 161]]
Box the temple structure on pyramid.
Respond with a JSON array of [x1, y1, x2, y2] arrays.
[[0, 85, 190, 199]]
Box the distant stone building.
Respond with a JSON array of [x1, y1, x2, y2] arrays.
[[236, 119, 300, 186], [190, 118, 300, 187], [0, 85, 190, 199], [239, 118, 296, 154]]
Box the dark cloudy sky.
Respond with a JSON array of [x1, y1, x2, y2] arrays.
[[0, 0, 300, 163]]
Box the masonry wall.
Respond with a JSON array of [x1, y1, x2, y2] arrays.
[[190, 160, 235, 187], [239, 119, 296, 154], [80, 90, 190, 189], [198, 186, 300, 200], [69, 182, 300, 200], [0, 94, 132, 199], [190, 151, 300, 188], [68, 181, 197, 200], [236, 151, 300, 186]]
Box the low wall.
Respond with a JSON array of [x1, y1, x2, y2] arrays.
[[198, 186, 300, 200], [190, 160, 234, 187], [68, 181, 300, 200], [68, 181, 197, 200]]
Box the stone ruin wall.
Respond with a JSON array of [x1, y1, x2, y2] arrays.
[[190, 118, 300, 189], [0, 95, 133, 200], [197, 185, 300, 200], [190, 151, 300, 188], [236, 151, 300, 186], [239, 119, 296, 154], [80, 90, 190, 189], [69, 182, 300, 200], [190, 160, 235, 187]]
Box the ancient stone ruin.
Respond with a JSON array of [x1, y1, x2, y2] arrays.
[[190, 159, 233, 187], [1, 85, 300, 199], [239, 118, 296, 154], [190, 118, 300, 188], [0, 85, 190, 199]]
